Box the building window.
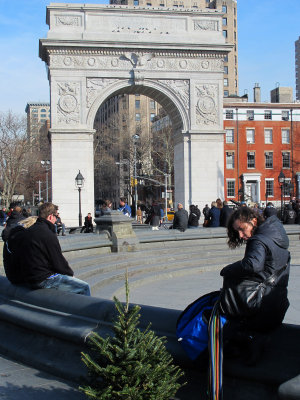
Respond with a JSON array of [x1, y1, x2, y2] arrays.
[[282, 110, 289, 121], [224, 55, 228, 62], [224, 66, 228, 74], [225, 109, 234, 119], [282, 152, 290, 168], [135, 113, 141, 121], [246, 129, 255, 144], [283, 178, 292, 196], [265, 180, 274, 197], [247, 152, 255, 169], [40, 108, 47, 112], [224, 78, 228, 87], [150, 100, 155, 109], [222, 18, 227, 26], [264, 110, 272, 120], [246, 110, 254, 120], [222, 5, 227, 13], [224, 90, 229, 97], [226, 152, 234, 169], [225, 129, 234, 143], [282, 128, 290, 144], [135, 100, 140, 109], [227, 180, 235, 197], [265, 152, 273, 168], [264, 129, 273, 144], [223, 30, 227, 39], [134, 0, 139, 5], [150, 113, 156, 122]]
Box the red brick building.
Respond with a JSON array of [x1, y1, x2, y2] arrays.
[[223, 100, 300, 207]]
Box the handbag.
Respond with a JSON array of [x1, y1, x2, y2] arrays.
[[176, 291, 227, 360], [220, 263, 288, 318]]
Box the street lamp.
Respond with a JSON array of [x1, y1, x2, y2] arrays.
[[41, 160, 51, 202], [75, 170, 84, 226], [132, 134, 140, 219], [278, 170, 285, 221]]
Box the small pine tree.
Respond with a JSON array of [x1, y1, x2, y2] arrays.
[[80, 274, 185, 400]]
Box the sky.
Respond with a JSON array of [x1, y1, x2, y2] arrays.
[[0, 0, 299, 115]]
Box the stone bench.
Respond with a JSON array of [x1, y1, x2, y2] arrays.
[[0, 276, 298, 399]]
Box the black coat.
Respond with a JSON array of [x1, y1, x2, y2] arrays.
[[188, 210, 199, 227], [283, 205, 296, 224], [5, 218, 73, 286], [1, 211, 24, 242], [263, 206, 278, 219], [220, 216, 290, 331], [3, 225, 27, 284], [172, 209, 188, 232], [220, 205, 233, 227], [149, 204, 161, 227]]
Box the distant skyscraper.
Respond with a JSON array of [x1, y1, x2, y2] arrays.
[[25, 102, 51, 158], [296, 37, 300, 100], [109, 0, 238, 97]]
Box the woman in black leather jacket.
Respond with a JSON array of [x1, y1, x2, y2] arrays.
[[220, 207, 290, 363]]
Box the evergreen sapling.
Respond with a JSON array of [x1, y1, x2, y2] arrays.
[[80, 273, 185, 399]]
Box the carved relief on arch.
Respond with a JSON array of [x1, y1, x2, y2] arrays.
[[86, 78, 120, 109], [55, 15, 82, 27], [158, 79, 190, 113], [57, 82, 80, 125], [193, 19, 219, 31], [195, 84, 218, 126]]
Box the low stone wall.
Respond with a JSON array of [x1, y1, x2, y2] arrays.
[[0, 276, 298, 399]]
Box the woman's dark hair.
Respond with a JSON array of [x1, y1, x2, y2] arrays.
[[227, 206, 265, 249]]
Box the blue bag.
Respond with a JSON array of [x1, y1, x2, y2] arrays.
[[176, 291, 227, 360]]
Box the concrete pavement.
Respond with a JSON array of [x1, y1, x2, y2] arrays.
[[0, 354, 85, 400]]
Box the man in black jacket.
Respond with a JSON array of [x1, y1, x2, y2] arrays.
[[172, 203, 188, 232], [5, 202, 90, 296]]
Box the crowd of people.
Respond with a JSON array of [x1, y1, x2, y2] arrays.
[[202, 198, 300, 228]]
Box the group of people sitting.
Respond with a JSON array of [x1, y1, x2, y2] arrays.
[[1, 203, 91, 296]]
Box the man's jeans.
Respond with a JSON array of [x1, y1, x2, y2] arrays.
[[38, 274, 91, 296]]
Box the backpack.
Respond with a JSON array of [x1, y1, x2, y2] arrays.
[[176, 291, 227, 360]]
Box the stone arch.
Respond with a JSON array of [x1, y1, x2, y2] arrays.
[[87, 79, 189, 133], [40, 4, 231, 225]]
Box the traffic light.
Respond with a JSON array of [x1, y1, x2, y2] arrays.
[[130, 177, 138, 187]]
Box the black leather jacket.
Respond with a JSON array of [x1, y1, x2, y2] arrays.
[[221, 216, 290, 329]]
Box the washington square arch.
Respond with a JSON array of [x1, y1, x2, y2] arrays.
[[39, 3, 232, 226]]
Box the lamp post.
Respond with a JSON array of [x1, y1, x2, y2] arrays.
[[278, 170, 285, 221], [41, 160, 51, 202], [75, 170, 84, 226], [132, 134, 140, 219]]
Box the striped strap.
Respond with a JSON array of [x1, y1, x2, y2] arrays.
[[208, 301, 223, 400]]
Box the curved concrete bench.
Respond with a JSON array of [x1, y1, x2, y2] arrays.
[[0, 276, 299, 399]]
